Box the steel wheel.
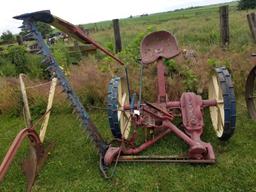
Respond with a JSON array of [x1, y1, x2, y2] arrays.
[[245, 66, 256, 119], [208, 67, 236, 141], [107, 77, 131, 139]]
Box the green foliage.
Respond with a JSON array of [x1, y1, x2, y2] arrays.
[[165, 59, 178, 75], [238, 0, 256, 10], [0, 63, 16, 76], [1, 104, 256, 191], [19, 22, 53, 39], [26, 54, 46, 79], [165, 59, 198, 91], [180, 67, 198, 91], [0, 57, 16, 76], [29, 97, 47, 118], [118, 26, 154, 65], [52, 42, 70, 73], [106, 42, 114, 52], [207, 58, 231, 69], [0, 46, 47, 79], [0, 30, 14, 43], [5, 45, 28, 74], [36, 22, 53, 38]]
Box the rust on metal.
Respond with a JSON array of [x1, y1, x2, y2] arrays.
[[140, 31, 180, 64], [51, 16, 125, 66], [0, 128, 41, 181], [0, 127, 50, 191], [115, 155, 215, 163]]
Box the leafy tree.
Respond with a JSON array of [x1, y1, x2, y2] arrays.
[[6, 45, 28, 74], [36, 22, 53, 38], [20, 22, 53, 39], [1, 30, 15, 42], [238, 0, 256, 10]]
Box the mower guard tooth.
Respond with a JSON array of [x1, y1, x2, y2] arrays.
[[23, 33, 35, 41], [19, 25, 27, 29], [41, 58, 50, 64], [36, 50, 43, 55]]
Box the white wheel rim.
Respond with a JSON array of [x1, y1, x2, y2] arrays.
[[117, 79, 131, 139], [208, 75, 224, 137]]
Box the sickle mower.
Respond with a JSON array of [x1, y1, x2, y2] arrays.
[[0, 10, 236, 191]]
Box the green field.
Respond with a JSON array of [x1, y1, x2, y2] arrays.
[[0, 100, 256, 191], [1, 1, 256, 191]]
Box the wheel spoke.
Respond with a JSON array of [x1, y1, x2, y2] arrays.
[[212, 76, 220, 99], [121, 93, 127, 106], [217, 105, 224, 128], [118, 111, 121, 121]]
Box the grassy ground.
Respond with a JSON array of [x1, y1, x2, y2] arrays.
[[0, 98, 256, 192]]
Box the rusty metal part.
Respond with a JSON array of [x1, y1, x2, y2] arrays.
[[14, 10, 125, 66], [115, 155, 215, 163], [51, 16, 125, 65], [180, 92, 203, 135], [144, 101, 173, 118], [22, 145, 38, 191], [246, 56, 256, 119], [157, 58, 167, 102], [104, 129, 171, 165], [140, 31, 180, 64], [23, 142, 53, 191], [0, 128, 41, 182], [0, 124, 52, 191], [107, 31, 218, 168]]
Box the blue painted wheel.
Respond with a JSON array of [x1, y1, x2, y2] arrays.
[[208, 67, 236, 141], [107, 77, 131, 139]]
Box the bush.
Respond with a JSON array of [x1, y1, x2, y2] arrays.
[[26, 54, 46, 79], [238, 0, 256, 10], [0, 57, 16, 76], [1, 30, 15, 43], [0, 45, 47, 79], [6, 45, 28, 74], [52, 42, 70, 73]]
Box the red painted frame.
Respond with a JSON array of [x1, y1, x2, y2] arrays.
[[104, 58, 217, 165]]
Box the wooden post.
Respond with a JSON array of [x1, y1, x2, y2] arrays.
[[16, 35, 23, 45], [74, 40, 82, 57], [19, 74, 32, 128], [219, 5, 229, 47], [94, 23, 98, 32], [39, 77, 57, 142], [112, 19, 122, 53], [247, 13, 256, 43]]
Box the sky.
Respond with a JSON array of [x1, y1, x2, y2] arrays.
[[0, 0, 235, 34]]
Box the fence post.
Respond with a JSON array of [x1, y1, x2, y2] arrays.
[[74, 40, 82, 58], [112, 19, 122, 53], [16, 35, 23, 45], [247, 13, 256, 43], [219, 5, 229, 47]]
